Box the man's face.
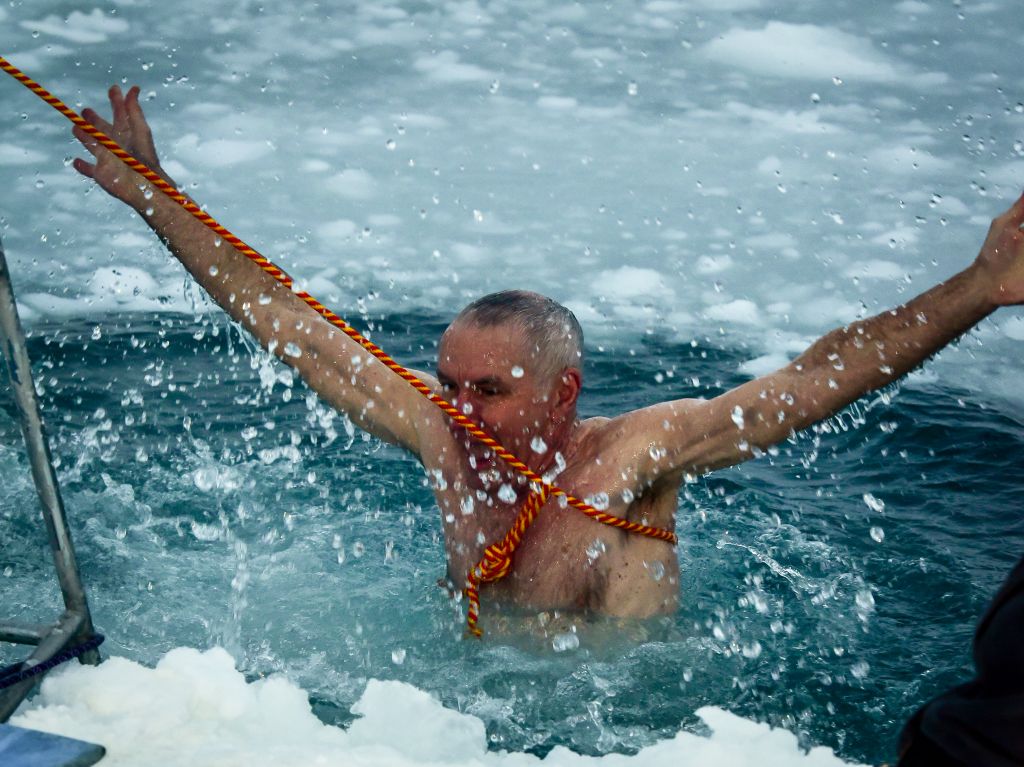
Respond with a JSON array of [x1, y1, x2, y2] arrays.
[[436, 321, 559, 485]]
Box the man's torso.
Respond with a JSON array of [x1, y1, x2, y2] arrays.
[[419, 415, 680, 617]]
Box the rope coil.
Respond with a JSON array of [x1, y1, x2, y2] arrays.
[[0, 55, 677, 636]]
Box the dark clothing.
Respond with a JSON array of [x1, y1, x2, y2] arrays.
[[899, 556, 1024, 767]]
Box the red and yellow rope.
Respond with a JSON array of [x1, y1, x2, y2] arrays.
[[0, 54, 677, 635]]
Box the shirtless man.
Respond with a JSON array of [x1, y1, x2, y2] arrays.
[[72, 85, 1024, 623]]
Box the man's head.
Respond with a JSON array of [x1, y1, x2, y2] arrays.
[[437, 290, 584, 486]]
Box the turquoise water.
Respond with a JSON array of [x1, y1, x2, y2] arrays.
[[2, 312, 1021, 765]]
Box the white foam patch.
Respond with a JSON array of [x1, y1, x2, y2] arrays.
[[704, 299, 762, 325], [738, 352, 791, 377], [318, 219, 359, 241], [865, 145, 953, 175], [172, 134, 273, 168], [12, 647, 864, 767], [2, 45, 75, 72], [0, 143, 47, 166], [538, 96, 579, 111], [701, 22, 941, 85], [590, 266, 673, 301], [110, 231, 153, 249], [843, 260, 905, 281], [696, 255, 733, 274], [21, 9, 130, 45], [325, 169, 377, 199], [413, 51, 493, 83]]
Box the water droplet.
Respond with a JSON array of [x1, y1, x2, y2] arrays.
[[626, 80, 638, 96], [497, 484, 517, 504], [510, 365, 524, 378], [472, 209, 484, 223], [385, 139, 396, 151], [257, 293, 272, 305], [391, 648, 406, 664], [213, 236, 223, 248], [586, 538, 606, 562], [731, 405, 745, 429], [851, 660, 870, 679], [91, 325, 102, 340], [855, 588, 875, 611], [741, 641, 762, 659], [460, 494, 474, 515], [283, 342, 302, 358], [587, 492, 610, 511], [869, 526, 885, 543], [552, 632, 579, 652], [862, 493, 885, 513], [621, 488, 635, 504], [352, 541, 366, 558], [35, 179, 45, 189], [530, 435, 547, 453], [646, 560, 665, 581], [208, 264, 219, 276], [489, 80, 500, 94]]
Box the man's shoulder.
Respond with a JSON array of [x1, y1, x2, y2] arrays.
[[578, 397, 708, 453], [587, 397, 708, 433]]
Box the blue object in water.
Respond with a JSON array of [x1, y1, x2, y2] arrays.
[[0, 724, 104, 767]]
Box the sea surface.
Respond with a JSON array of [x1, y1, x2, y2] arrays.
[[1, 313, 1022, 765], [0, 0, 1023, 764]]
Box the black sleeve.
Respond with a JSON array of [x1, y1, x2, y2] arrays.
[[898, 557, 1024, 767]]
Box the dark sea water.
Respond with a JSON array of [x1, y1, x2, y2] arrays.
[[1, 312, 1021, 765]]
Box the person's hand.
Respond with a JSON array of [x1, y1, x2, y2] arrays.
[[72, 84, 173, 210], [974, 191, 1024, 306]]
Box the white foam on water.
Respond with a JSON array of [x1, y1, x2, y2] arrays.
[[12, 647, 865, 767], [701, 22, 941, 86], [0, 142, 47, 166], [0, 0, 1020, 413], [21, 9, 130, 45]]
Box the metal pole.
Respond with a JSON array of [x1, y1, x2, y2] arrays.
[[0, 236, 99, 666]]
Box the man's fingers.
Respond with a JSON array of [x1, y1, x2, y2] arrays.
[[124, 86, 159, 160], [81, 107, 115, 136], [72, 157, 96, 179], [72, 125, 100, 157], [109, 84, 129, 128]]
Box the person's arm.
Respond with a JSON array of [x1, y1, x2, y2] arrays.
[[618, 192, 1024, 482], [72, 85, 439, 455]]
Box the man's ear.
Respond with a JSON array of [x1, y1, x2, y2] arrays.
[[553, 367, 582, 418]]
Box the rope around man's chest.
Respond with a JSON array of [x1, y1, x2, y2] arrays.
[[0, 55, 677, 636]]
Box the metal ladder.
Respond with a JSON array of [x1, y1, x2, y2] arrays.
[[0, 234, 101, 722]]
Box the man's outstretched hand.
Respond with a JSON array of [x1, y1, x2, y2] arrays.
[[72, 84, 173, 210], [974, 191, 1024, 307]]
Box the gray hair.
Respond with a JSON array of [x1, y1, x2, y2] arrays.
[[453, 290, 584, 381]]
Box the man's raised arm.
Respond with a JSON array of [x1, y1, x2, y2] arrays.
[[72, 85, 437, 455], [628, 192, 1024, 480]]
